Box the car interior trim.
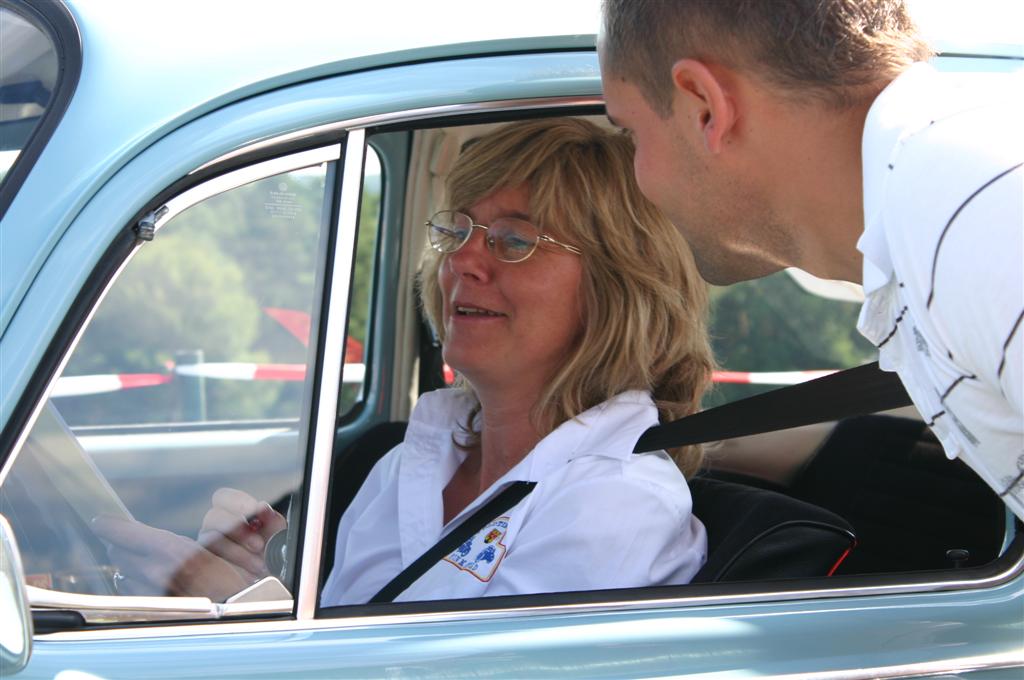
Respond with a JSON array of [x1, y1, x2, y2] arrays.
[[295, 129, 367, 621], [192, 96, 604, 176]]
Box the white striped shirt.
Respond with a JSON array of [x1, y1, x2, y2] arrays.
[[857, 63, 1024, 520]]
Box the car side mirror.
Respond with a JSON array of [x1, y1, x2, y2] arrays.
[[0, 514, 32, 674]]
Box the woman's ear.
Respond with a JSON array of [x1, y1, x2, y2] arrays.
[[670, 59, 737, 154]]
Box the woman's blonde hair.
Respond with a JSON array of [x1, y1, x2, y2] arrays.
[[420, 118, 714, 476]]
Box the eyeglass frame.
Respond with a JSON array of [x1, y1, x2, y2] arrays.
[[425, 210, 582, 263]]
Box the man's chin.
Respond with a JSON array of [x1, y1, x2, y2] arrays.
[[692, 252, 784, 286]]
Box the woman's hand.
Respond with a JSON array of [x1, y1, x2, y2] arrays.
[[198, 488, 287, 583], [91, 488, 286, 602], [92, 515, 250, 601]]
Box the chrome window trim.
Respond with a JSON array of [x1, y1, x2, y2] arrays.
[[295, 130, 366, 620], [193, 96, 604, 174], [159, 145, 341, 233]]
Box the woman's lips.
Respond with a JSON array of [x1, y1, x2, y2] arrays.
[[454, 304, 506, 317]]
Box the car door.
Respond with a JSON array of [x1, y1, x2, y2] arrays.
[[2, 34, 1022, 680]]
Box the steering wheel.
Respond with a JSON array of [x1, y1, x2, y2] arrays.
[[2, 402, 126, 597]]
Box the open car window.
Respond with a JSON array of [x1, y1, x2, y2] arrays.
[[317, 117, 1019, 617]]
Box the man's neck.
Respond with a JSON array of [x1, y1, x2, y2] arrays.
[[763, 89, 885, 284]]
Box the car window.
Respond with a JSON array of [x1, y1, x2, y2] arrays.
[[0, 5, 59, 186], [319, 116, 1016, 618], [1, 157, 335, 603]]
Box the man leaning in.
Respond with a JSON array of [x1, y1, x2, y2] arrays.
[[598, 0, 1023, 518]]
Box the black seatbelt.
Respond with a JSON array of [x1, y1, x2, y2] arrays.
[[368, 480, 537, 604], [634, 361, 911, 452], [369, 361, 908, 603]]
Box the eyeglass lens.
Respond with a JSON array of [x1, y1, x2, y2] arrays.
[[429, 211, 539, 262]]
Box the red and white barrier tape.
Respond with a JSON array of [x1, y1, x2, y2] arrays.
[[711, 369, 837, 385], [53, 363, 365, 397], [51, 373, 173, 398]]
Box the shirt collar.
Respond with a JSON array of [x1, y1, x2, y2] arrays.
[[858, 62, 946, 294], [405, 387, 660, 483], [521, 389, 660, 480]]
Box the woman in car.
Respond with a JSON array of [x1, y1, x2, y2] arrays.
[[97, 118, 715, 604], [320, 118, 714, 604]]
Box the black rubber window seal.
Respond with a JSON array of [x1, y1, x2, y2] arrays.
[[0, 0, 83, 221]]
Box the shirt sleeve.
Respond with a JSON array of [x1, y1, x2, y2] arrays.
[[484, 470, 707, 597]]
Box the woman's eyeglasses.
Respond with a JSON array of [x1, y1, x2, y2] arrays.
[[426, 210, 582, 263]]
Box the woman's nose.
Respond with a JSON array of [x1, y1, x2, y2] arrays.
[[447, 227, 493, 280]]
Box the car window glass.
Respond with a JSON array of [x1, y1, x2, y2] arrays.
[[1, 162, 333, 602], [0, 6, 58, 187], [338, 147, 382, 415]]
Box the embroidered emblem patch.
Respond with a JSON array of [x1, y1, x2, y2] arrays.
[[443, 516, 510, 582]]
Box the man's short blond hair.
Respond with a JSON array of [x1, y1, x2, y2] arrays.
[[420, 118, 714, 475], [602, 0, 934, 116]]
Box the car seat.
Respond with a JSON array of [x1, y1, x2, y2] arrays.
[[689, 476, 856, 583]]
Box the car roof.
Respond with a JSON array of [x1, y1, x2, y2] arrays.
[[67, 1, 599, 135]]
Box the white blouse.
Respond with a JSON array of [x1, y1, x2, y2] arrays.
[[321, 388, 706, 605]]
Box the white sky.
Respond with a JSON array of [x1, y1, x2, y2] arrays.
[[904, 0, 1022, 45], [104, 1, 1023, 56], [526, 0, 1024, 46], [357, 0, 1024, 46]]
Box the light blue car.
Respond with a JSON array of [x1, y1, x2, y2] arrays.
[[1, 1, 1022, 677]]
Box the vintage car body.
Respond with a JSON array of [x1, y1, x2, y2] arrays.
[[1, 1, 1022, 677]]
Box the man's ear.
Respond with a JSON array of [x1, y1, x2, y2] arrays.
[[670, 59, 736, 154]]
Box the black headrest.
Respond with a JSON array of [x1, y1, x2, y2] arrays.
[[690, 476, 856, 583]]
